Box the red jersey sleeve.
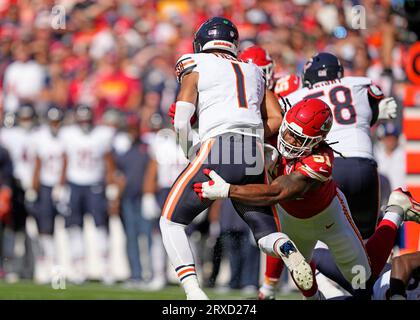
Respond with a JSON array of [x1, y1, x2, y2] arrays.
[[295, 146, 334, 182]]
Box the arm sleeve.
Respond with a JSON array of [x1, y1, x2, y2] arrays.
[[173, 101, 196, 158], [367, 84, 385, 126], [296, 149, 333, 183]]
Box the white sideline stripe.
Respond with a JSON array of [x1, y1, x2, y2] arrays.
[[407, 175, 420, 185], [163, 140, 212, 218]]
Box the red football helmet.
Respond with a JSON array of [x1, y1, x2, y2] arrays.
[[278, 98, 332, 159], [239, 45, 274, 89]]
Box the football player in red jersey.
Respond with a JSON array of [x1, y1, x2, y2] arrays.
[[239, 45, 275, 90], [274, 74, 302, 100], [193, 98, 420, 299]]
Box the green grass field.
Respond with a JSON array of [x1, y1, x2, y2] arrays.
[[0, 281, 301, 300]]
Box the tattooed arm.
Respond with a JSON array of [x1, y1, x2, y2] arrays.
[[228, 171, 320, 206]]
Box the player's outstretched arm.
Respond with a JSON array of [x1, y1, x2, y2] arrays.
[[261, 89, 283, 139], [229, 171, 318, 206], [194, 169, 319, 206]]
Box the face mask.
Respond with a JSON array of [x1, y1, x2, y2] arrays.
[[19, 120, 33, 130]]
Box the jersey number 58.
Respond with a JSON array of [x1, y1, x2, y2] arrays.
[[305, 86, 356, 125]]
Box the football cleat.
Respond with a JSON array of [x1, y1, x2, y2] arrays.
[[258, 285, 276, 300], [386, 188, 420, 223], [275, 239, 314, 291], [186, 289, 209, 300]]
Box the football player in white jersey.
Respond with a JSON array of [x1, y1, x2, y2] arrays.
[[0, 103, 38, 281], [30, 106, 66, 283], [160, 17, 317, 300], [59, 104, 116, 284]]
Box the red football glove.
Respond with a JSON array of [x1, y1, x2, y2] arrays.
[[168, 102, 198, 125]]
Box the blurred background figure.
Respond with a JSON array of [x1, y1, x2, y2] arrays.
[[0, 103, 38, 282], [29, 105, 66, 284], [142, 116, 189, 289], [2, 41, 48, 115], [0, 144, 13, 280], [375, 122, 407, 190], [112, 113, 155, 288], [59, 104, 115, 284]]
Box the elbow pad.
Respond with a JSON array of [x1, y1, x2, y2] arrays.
[[173, 101, 196, 130]]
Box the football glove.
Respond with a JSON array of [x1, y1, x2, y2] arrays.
[[168, 102, 198, 125], [264, 143, 279, 175], [378, 97, 398, 120], [193, 169, 230, 200], [141, 193, 161, 220]]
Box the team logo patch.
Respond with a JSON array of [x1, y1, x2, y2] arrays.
[[318, 69, 327, 77], [175, 62, 184, 79]]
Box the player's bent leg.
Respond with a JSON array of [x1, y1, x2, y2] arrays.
[[160, 139, 216, 300], [366, 188, 420, 279], [325, 191, 372, 291]]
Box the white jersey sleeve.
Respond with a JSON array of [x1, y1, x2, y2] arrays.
[[175, 54, 198, 83], [175, 52, 265, 142]]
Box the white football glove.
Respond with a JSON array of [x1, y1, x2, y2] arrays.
[[52, 184, 70, 204], [264, 143, 279, 174], [193, 169, 230, 200], [25, 189, 38, 203], [141, 193, 161, 220], [378, 97, 398, 120]]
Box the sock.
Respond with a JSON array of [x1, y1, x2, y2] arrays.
[[366, 206, 402, 278], [40, 234, 55, 263], [159, 217, 200, 295], [68, 226, 85, 280], [264, 254, 284, 288], [96, 226, 111, 281]]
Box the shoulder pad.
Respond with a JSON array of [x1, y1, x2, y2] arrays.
[[341, 76, 372, 87]]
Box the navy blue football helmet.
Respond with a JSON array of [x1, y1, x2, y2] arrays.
[[302, 52, 344, 88], [193, 17, 239, 56]]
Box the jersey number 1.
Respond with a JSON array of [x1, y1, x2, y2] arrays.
[[231, 63, 248, 108]]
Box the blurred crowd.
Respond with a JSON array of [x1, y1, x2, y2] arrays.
[[0, 0, 417, 293]]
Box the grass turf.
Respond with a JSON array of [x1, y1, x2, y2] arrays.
[[0, 281, 301, 300]]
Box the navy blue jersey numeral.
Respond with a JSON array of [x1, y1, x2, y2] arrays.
[[231, 63, 248, 108]]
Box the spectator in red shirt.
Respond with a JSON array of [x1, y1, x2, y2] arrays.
[[93, 53, 142, 118]]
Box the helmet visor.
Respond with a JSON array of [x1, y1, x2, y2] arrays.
[[278, 120, 322, 159]]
